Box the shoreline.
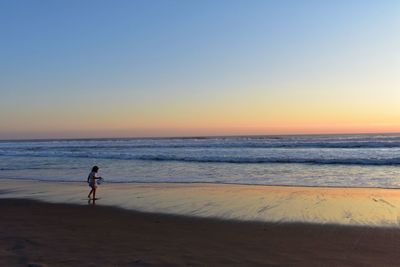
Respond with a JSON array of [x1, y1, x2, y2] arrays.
[[3, 177, 400, 190], [2, 198, 400, 266]]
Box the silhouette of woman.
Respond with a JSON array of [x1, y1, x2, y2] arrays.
[[87, 166, 101, 200]]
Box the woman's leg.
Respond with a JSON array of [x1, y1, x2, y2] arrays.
[[88, 188, 93, 198], [93, 188, 96, 199]]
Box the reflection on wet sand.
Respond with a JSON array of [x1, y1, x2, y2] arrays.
[[1, 179, 400, 227]]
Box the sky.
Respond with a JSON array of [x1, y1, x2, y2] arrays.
[[0, 0, 399, 139]]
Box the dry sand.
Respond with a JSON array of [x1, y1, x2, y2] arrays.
[[2, 198, 400, 266]]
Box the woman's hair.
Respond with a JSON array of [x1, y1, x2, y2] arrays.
[[91, 166, 99, 173]]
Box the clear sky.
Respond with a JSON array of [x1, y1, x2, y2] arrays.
[[0, 0, 399, 139]]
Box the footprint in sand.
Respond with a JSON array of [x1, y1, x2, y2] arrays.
[[258, 205, 279, 213], [372, 198, 395, 208], [315, 196, 327, 205], [343, 210, 352, 220], [378, 199, 395, 208]]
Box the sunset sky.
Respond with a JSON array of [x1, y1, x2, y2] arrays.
[[0, 0, 399, 139]]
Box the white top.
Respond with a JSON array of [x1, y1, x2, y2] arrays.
[[88, 171, 98, 186]]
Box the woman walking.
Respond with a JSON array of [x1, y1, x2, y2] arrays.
[[87, 166, 101, 200]]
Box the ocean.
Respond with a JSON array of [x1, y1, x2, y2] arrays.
[[1, 134, 400, 188]]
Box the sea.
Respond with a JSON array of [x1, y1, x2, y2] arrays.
[[1, 134, 400, 188]]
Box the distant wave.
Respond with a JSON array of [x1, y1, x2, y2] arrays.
[[1, 135, 400, 167], [1, 152, 400, 166], [132, 155, 400, 165], [2, 141, 400, 150], [0, 166, 80, 171]]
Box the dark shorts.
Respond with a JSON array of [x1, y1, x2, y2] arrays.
[[89, 182, 97, 189]]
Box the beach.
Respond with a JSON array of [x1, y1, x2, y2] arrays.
[[2, 0, 398, 264], [2, 198, 400, 266], [2, 179, 400, 226], [2, 180, 400, 266]]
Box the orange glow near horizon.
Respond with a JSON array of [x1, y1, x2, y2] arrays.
[[2, 94, 400, 139]]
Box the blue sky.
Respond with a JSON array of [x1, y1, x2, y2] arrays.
[[0, 0, 399, 139]]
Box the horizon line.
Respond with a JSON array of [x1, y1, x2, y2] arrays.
[[1, 131, 400, 142]]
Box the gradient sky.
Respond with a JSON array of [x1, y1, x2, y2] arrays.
[[0, 0, 399, 139]]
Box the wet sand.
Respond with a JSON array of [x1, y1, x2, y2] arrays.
[[1, 179, 400, 226], [1, 198, 400, 266]]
